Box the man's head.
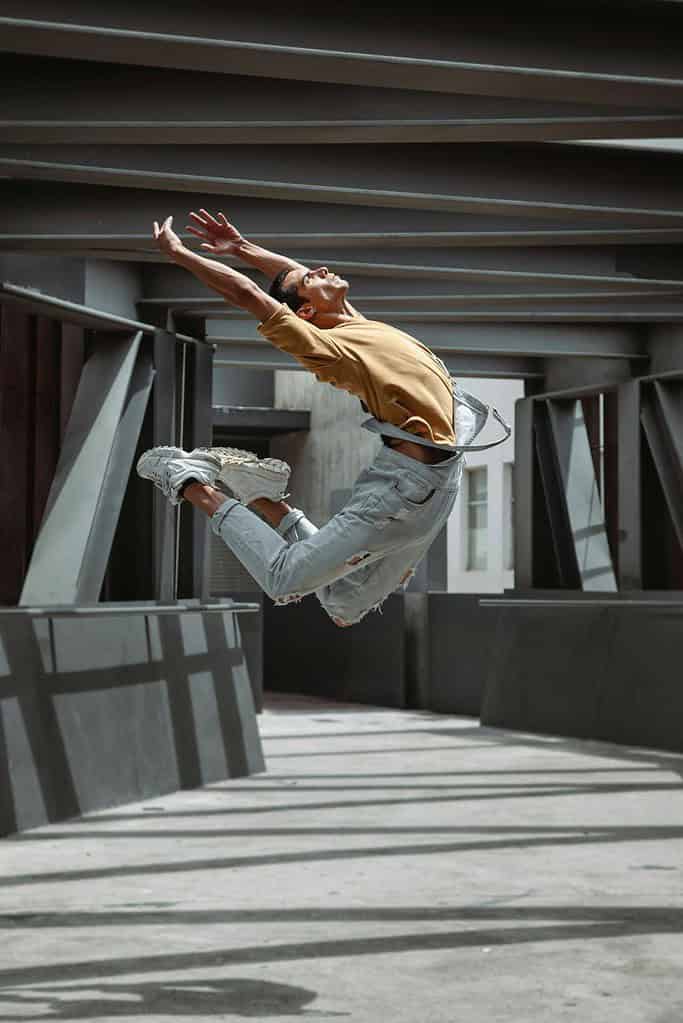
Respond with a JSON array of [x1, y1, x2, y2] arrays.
[[268, 265, 349, 323]]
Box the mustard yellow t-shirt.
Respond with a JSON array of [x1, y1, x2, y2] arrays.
[[258, 304, 455, 446]]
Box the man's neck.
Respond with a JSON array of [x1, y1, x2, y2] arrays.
[[310, 310, 356, 329]]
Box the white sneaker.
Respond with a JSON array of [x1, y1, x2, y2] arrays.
[[136, 446, 222, 505], [212, 447, 291, 504]]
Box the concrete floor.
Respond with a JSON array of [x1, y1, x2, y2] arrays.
[[2, 693, 683, 1022]]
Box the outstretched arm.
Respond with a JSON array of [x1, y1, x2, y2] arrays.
[[187, 209, 364, 319], [186, 209, 304, 280], [153, 216, 279, 322]]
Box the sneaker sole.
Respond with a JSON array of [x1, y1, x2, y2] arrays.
[[136, 445, 185, 475]]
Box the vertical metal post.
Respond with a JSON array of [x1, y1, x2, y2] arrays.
[[152, 330, 179, 600], [617, 379, 642, 589], [177, 341, 214, 599], [0, 305, 34, 603], [513, 397, 534, 589]]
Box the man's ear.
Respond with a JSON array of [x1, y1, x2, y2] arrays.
[[295, 303, 316, 322]]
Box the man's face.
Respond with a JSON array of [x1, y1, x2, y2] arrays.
[[285, 266, 349, 316]]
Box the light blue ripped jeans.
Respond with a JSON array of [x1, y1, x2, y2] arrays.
[[210, 402, 478, 626]]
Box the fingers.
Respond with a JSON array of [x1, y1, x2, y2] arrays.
[[199, 208, 220, 227], [217, 212, 230, 227], [153, 221, 160, 238], [186, 224, 208, 240]]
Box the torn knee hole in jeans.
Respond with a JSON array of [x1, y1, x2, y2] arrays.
[[329, 598, 385, 629], [274, 593, 304, 606], [347, 552, 374, 568]]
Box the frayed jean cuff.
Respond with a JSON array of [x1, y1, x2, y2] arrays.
[[210, 497, 240, 534], [276, 508, 305, 537]]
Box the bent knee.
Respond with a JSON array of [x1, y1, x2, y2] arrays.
[[331, 616, 354, 628]]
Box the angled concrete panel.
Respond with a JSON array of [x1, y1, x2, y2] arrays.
[[20, 332, 143, 604], [547, 399, 617, 591]]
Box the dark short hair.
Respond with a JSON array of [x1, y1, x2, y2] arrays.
[[268, 267, 305, 312]]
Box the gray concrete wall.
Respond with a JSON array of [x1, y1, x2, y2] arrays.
[[481, 598, 683, 753], [213, 367, 274, 407], [0, 609, 265, 836], [84, 260, 142, 319], [0, 254, 86, 303], [271, 370, 379, 526], [264, 594, 405, 708]]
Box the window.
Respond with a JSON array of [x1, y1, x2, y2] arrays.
[[466, 467, 488, 571], [504, 462, 514, 571]]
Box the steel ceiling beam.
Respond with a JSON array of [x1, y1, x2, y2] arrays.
[[3, 181, 683, 249], [138, 290, 683, 319], [213, 346, 541, 379], [2, 143, 683, 223], [9, 115, 683, 146], [137, 269, 683, 303], [207, 319, 646, 359], [216, 290, 683, 309], [6, 54, 683, 145], [6, 228, 683, 251], [1, 14, 682, 108]]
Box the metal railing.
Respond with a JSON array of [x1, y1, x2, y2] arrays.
[[0, 600, 259, 617], [1, 281, 213, 346]]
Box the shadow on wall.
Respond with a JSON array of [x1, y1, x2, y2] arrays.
[[0, 610, 264, 836]]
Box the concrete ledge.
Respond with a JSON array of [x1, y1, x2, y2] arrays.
[[481, 596, 683, 753], [405, 593, 499, 716], [0, 607, 265, 835]]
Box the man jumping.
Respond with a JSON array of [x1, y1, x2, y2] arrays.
[[137, 211, 507, 626]]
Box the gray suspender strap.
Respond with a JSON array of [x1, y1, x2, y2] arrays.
[[448, 402, 513, 453], [360, 384, 512, 454]]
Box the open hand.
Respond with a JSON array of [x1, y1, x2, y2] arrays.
[[153, 215, 183, 257], [186, 209, 244, 254]]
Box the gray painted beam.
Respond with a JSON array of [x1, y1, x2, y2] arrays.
[[6, 117, 683, 145], [212, 306, 683, 323], [0, 55, 647, 119], [194, 258, 683, 287], [547, 399, 617, 591], [2, 143, 683, 223], [542, 357, 634, 395], [4, 181, 683, 249], [143, 289, 683, 317], [6, 55, 683, 144], [208, 319, 646, 359], [5, 54, 683, 144], [7, 228, 683, 251], [1, 15, 682, 108], [214, 348, 541, 379], [20, 332, 144, 604]]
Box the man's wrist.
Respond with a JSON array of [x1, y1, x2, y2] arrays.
[[168, 242, 191, 262]]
